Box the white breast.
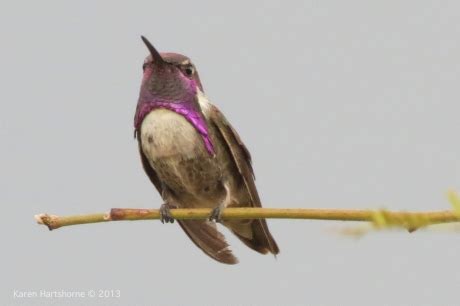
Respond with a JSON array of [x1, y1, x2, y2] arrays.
[[140, 109, 201, 160]]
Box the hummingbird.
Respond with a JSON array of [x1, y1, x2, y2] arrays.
[[134, 36, 279, 264]]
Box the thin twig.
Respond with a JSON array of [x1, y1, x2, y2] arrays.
[[34, 207, 460, 231]]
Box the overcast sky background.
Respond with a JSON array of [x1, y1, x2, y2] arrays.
[[2, 1, 460, 305]]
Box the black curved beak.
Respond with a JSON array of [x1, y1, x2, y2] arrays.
[[141, 36, 165, 66]]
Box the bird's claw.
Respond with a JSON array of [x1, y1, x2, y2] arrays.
[[209, 206, 223, 222], [160, 203, 175, 224]]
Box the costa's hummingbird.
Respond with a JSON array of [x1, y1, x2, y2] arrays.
[[134, 36, 279, 264]]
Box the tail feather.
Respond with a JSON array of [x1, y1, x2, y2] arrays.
[[178, 220, 238, 265], [229, 219, 280, 255]]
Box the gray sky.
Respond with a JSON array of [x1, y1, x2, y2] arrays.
[[2, 1, 460, 305]]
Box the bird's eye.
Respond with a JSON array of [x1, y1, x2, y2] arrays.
[[142, 63, 147, 71], [184, 66, 194, 76]]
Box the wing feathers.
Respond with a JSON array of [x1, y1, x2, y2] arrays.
[[208, 105, 279, 255]]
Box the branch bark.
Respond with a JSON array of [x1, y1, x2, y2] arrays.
[[34, 207, 460, 231]]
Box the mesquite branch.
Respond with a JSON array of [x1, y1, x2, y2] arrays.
[[34, 192, 460, 232], [34, 207, 459, 232]]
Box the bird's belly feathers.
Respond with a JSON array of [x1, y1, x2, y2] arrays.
[[140, 109, 224, 205]]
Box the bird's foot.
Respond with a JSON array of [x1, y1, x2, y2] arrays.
[[209, 206, 224, 223], [160, 203, 175, 224]]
